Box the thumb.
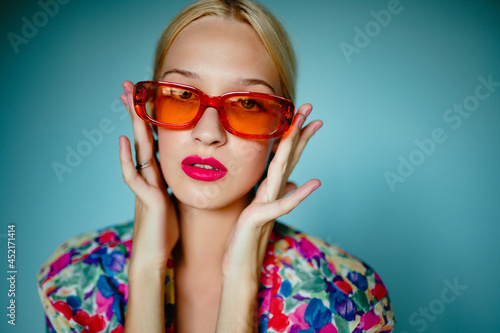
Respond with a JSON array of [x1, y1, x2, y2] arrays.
[[252, 179, 321, 225]]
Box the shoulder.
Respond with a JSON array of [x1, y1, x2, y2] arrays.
[[37, 221, 133, 333], [260, 221, 396, 332]]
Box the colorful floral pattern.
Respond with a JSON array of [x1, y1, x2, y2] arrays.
[[37, 221, 395, 332]]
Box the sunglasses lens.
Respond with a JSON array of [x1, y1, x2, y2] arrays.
[[145, 85, 200, 125], [223, 96, 283, 136]]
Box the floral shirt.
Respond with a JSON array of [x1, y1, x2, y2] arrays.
[[37, 220, 395, 333]]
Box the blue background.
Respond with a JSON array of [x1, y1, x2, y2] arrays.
[[1, 0, 499, 332]]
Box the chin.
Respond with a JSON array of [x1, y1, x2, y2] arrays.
[[169, 177, 256, 211]]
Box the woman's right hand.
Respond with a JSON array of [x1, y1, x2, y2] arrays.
[[118, 80, 179, 275]]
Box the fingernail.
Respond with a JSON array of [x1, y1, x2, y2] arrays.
[[312, 183, 320, 192], [305, 108, 312, 117], [314, 123, 323, 132]]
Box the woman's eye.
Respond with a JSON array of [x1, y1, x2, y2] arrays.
[[241, 99, 256, 109], [164, 88, 193, 100], [179, 91, 193, 99], [236, 98, 264, 111]]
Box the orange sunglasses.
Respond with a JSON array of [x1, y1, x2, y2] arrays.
[[133, 81, 295, 139]]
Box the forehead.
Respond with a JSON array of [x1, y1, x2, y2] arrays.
[[161, 16, 280, 94]]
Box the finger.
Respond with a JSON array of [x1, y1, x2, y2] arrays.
[[290, 120, 323, 170], [119, 135, 153, 198], [120, 80, 136, 117], [122, 81, 154, 161], [254, 177, 268, 200], [266, 104, 312, 201], [255, 179, 321, 224], [282, 182, 298, 197], [121, 81, 158, 182]]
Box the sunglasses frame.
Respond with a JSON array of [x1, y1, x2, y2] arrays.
[[133, 81, 295, 139]]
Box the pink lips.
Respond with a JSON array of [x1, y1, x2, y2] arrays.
[[181, 155, 228, 182]]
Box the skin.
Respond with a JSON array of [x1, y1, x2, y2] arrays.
[[157, 16, 279, 212], [119, 16, 323, 333]]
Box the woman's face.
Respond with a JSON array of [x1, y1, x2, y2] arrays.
[[157, 16, 281, 210]]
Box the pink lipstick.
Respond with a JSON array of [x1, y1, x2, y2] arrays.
[[181, 155, 228, 182]]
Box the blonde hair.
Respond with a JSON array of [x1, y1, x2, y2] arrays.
[[153, 0, 297, 101]]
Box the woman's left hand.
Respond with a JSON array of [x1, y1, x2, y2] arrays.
[[216, 103, 323, 332]]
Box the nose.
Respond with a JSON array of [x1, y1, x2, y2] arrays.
[[191, 107, 227, 146]]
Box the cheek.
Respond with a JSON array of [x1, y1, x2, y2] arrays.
[[157, 130, 183, 180], [155, 129, 273, 208], [229, 139, 272, 182]]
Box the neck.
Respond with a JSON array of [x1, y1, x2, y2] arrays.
[[172, 191, 253, 276]]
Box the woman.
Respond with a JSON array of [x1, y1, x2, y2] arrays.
[[37, 0, 395, 332]]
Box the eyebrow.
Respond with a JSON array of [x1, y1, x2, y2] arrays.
[[161, 68, 276, 94], [161, 68, 200, 80], [238, 78, 276, 94]]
